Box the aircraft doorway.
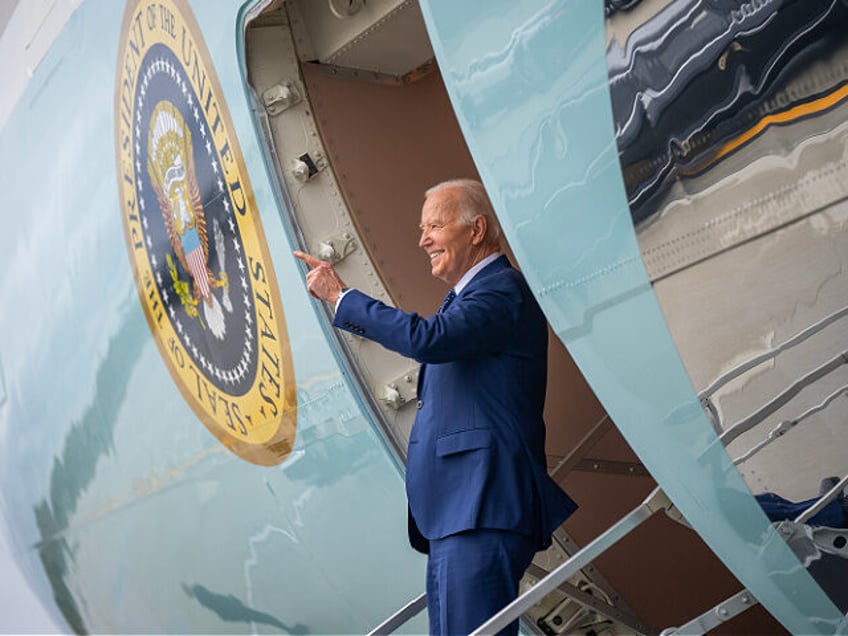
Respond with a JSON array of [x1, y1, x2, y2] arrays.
[[241, 2, 787, 633]]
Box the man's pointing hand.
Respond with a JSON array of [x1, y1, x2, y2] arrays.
[[293, 251, 347, 304]]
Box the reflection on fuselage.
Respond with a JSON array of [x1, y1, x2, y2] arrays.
[[607, 0, 848, 224], [605, 0, 848, 618]]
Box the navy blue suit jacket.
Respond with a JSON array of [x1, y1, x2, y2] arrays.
[[334, 256, 577, 553]]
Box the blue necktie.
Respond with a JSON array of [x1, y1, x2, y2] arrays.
[[439, 289, 456, 313]]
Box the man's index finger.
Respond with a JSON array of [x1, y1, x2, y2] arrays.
[[293, 250, 322, 269]]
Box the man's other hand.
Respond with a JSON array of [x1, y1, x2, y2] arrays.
[[293, 251, 347, 304]]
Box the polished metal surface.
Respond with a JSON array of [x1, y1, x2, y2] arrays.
[[606, 0, 848, 620]]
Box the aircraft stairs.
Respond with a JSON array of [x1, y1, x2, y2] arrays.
[[368, 306, 848, 636]]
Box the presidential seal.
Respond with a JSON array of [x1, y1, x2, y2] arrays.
[[114, 0, 296, 465]]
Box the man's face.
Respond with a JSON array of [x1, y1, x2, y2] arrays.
[[418, 188, 477, 287]]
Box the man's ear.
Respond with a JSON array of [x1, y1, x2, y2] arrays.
[[471, 215, 487, 245]]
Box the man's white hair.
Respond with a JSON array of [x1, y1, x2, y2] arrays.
[[424, 179, 501, 244]]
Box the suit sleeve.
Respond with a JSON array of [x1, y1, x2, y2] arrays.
[[333, 277, 523, 364]]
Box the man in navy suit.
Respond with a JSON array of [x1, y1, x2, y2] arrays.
[[295, 179, 576, 635]]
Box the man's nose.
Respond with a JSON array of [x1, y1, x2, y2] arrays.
[[418, 230, 430, 248]]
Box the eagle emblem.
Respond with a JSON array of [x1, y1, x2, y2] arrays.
[[146, 100, 232, 339], [116, 0, 297, 465]]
